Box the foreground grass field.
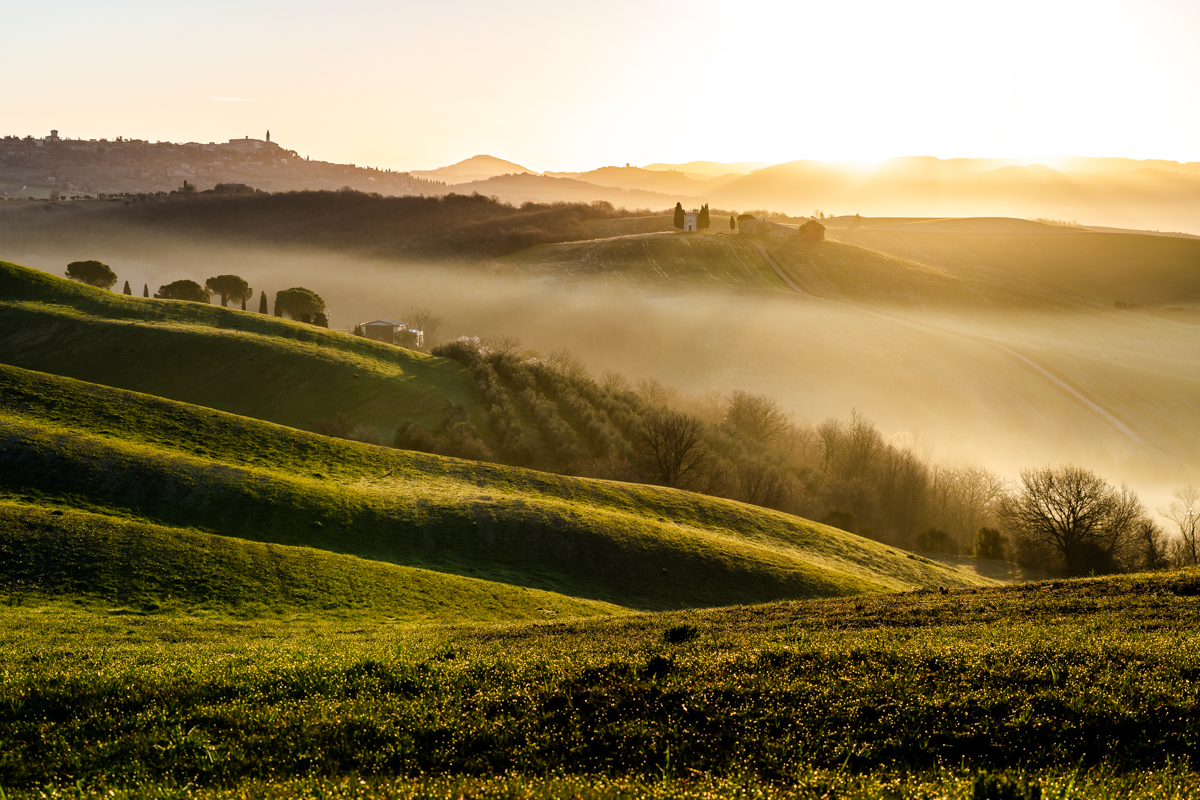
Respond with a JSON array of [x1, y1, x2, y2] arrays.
[[0, 260, 483, 437], [0, 569, 1197, 797]]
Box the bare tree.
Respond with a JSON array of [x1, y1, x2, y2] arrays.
[[999, 465, 1142, 575], [833, 410, 884, 480], [481, 334, 522, 356], [601, 370, 631, 394], [725, 390, 791, 444], [734, 459, 798, 510], [546, 348, 589, 380], [1159, 485, 1199, 566], [817, 418, 844, 474], [1136, 518, 1171, 571], [406, 305, 443, 351], [632, 410, 712, 490], [635, 377, 679, 408]]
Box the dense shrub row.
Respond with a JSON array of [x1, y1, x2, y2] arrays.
[[3, 191, 650, 260]]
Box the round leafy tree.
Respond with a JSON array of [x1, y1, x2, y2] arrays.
[[64, 260, 117, 290], [154, 279, 211, 303], [798, 219, 825, 243], [205, 274, 253, 308], [274, 287, 328, 327]]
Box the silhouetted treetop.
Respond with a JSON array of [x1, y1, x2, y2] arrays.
[[154, 279, 210, 303], [65, 260, 117, 290]]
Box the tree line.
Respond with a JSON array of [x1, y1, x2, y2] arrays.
[[46, 191, 659, 260], [63, 260, 329, 326]]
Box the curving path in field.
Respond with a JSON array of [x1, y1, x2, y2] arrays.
[[764, 246, 1154, 451], [749, 240, 814, 297]]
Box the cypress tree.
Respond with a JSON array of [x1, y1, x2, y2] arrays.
[[730, 215, 736, 231], [673, 202, 684, 230], [258, 291, 268, 314], [142, 283, 149, 298], [698, 204, 710, 230], [122, 280, 132, 295]]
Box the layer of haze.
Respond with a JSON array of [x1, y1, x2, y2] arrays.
[[11, 235, 1198, 518], [5, 0, 1200, 170]]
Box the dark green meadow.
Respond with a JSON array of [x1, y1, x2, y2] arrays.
[[1, 570, 1199, 797], [0, 260, 482, 436]]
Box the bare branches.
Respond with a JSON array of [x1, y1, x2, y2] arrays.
[[999, 465, 1143, 575], [1159, 485, 1199, 566], [725, 391, 791, 444], [405, 305, 443, 351], [632, 410, 712, 490]]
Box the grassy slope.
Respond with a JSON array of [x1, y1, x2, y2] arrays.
[[503, 230, 1046, 310], [582, 215, 676, 238], [0, 364, 990, 611], [830, 224, 1200, 306], [0, 260, 483, 437], [503, 232, 786, 289], [1, 568, 1198, 795], [0, 500, 620, 621]]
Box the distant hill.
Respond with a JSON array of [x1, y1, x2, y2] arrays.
[[411, 154, 536, 183], [545, 166, 713, 196], [438, 172, 694, 210], [831, 221, 1200, 305], [709, 158, 1200, 233], [643, 160, 770, 179]]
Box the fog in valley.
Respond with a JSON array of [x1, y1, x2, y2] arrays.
[[12, 229, 1198, 519]]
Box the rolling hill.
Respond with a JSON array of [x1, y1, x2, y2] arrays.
[[828, 218, 1200, 306], [545, 166, 714, 196], [0, 259, 484, 438], [434, 172, 693, 210], [0, 500, 621, 621], [0, 362, 992, 612]]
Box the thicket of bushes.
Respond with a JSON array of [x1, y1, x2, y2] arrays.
[[17, 191, 652, 260]]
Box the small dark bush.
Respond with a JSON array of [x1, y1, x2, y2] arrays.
[[640, 654, 674, 680], [972, 773, 1041, 800], [393, 422, 436, 453], [434, 422, 494, 462], [662, 624, 698, 644]]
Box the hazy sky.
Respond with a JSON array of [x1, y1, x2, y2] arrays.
[[5, 0, 1199, 172]]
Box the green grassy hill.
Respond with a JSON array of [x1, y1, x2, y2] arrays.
[[0, 260, 483, 438], [0, 364, 991, 612], [504, 231, 786, 288], [502, 230, 1048, 309], [0, 500, 620, 621]]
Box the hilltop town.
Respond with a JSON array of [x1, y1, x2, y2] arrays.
[[0, 130, 446, 199]]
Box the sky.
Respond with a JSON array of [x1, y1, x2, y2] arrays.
[[4, 0, 1200, 172]]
